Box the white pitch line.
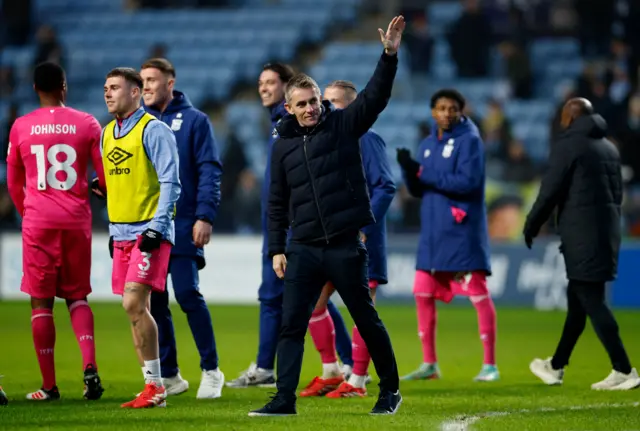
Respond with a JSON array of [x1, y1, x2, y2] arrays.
[[440, 402, 640, 431]]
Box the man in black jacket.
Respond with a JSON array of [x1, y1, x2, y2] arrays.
[[248, 16, 405, 417], [525, 98, 640, 391]]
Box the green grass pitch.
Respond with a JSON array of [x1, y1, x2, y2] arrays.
[[1, 301, 638, 430]]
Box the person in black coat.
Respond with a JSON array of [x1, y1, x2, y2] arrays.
[[525, 98, 640, 391], [249, 16, 405, 417]]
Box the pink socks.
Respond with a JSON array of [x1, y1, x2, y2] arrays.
[[308, 307, 337, 364], [471, 295, 497, 365], [415, 295, 437, 363], [351, 326, 370, 376], [68, 300, 97, 370], [31, 309, 56, 390]]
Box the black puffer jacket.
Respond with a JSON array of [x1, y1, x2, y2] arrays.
[[267, 52, 398, 256], [524, 114, 623, 282]]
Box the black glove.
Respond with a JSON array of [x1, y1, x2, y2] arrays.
[[109, 236, 114, 258], [91, 178, 105, 200], [138, 229, 162, 252], [396, 148, 420, 176], [524, 232, 533, 249]]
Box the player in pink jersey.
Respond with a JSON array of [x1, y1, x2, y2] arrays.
[[6, 62, 106, 402]]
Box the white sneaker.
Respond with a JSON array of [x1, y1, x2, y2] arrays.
[[197, 369, 225, 399], [591, 368, 640, 391], [226, 363, 276, 388], [529, 357, 563, 385], [26, 387, 60, 401], [163, 373, 189, 396]]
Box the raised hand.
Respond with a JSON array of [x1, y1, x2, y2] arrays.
[[378, 15, 406, 55]]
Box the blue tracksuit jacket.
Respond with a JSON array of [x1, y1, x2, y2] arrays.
[[405, 116, 491, 273], [144, 90, 222, 269], [360, 130, 396, 284]]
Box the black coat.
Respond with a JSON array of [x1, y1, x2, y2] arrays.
[[524, 114, 623, 282], [267, 52, 398, 256]]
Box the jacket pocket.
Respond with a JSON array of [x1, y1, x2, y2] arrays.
[[448, 200, 469, 224]]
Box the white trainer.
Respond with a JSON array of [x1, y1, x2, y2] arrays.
[[226, 363, 276, 388], [163, 373, 189, 396], [197, 369, 225, 399], [529, 357, 563, 385], [591, 368, 640, 391]]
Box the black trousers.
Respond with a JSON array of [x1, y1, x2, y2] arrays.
[[275, 233, 399, 399], [552, 280, 632, 374]]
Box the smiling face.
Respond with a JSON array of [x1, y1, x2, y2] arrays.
[[285, 86, 322, 127], [258, 69, 286, 108], [104, 76, 140, 117], [141, 67, 174, 109]]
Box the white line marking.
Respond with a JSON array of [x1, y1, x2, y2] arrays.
[[440, 402, 640, 431]]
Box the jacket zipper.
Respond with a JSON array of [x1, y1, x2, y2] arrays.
[[303, 134, 329, 243]]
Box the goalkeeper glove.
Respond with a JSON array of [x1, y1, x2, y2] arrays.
[[91, 178, 106, 200], [138, 229, 162, 252], [396, 148, 421, 177]]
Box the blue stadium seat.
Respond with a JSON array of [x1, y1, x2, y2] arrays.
[[503, 100, 555, 123], [371, 125, 419, 148], [427, 1, 463, 35], [512, 121, 551, 161], [530, 38, 580, 61], [225, 102, 265, 128]]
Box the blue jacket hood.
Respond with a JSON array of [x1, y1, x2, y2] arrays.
[[269, 100, 288, 125], [145, 90, 192, 116]]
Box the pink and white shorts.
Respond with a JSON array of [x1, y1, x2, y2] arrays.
[[413, 270, 488, 303]]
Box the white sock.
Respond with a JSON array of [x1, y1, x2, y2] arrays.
[[144, 359, 163, 386], [141, 367, 147, 381], [348, 373, 367, 388], [322, 362, 341, 379], [342, 364, 353, 376]]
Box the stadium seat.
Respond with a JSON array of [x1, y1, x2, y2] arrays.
[[427, 1, 463, 36]]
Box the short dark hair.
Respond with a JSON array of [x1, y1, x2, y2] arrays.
[[430, 88, 466, 111], [141, 58, 176, 78], [34, 62, 66, 93], [262, 62, 295, 84], [106, 67, 143, 89]]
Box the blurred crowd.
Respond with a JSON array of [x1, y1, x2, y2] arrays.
[[2, 0, 640, 241]]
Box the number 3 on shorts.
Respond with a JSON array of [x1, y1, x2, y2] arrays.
[[138, 252, 151, 271]]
